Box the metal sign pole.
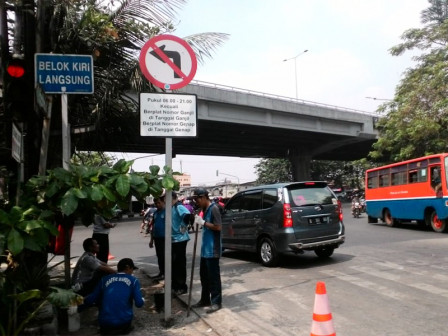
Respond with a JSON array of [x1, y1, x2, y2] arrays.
[[138, 35, 197, 322], [61, 93, 70, 170], [164, 136, 173, 321]]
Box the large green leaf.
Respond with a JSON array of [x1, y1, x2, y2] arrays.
[[100, 185, 116, 202], [90, 185, 104, 201], [7, 228, 24, 255], [149, 184, 164, 197], [24, 234, 45, 252], [48, 287, 83, 307], [13, 289, 42, 303], [73, 188, 88, 199], [113, 159, 133, 174], [52, 167, 71, 183], [0, 209, 11, 226], [115, 174, 130, 197], [149, 165, 160, 176], [45, 181, 61, 198], [41, 220, 60, 236], [24, 220, 44, 232], [61, 190, 79, 216], [9, 206, 24, 223], [162, 175, 175, 190]]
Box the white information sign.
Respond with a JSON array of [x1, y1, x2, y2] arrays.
[[140, 93, 197, 137]]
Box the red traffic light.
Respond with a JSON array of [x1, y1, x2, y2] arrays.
[[7, 59, 25, 78]]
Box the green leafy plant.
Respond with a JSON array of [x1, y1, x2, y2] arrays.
[[0, 159, 178, 335]]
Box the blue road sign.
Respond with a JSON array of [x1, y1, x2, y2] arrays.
[[35, 54, 94, 94]]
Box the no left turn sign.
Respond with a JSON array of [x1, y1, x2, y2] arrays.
[[139, 35, 197, 90]]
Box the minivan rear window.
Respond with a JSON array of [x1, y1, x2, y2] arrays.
[[288, 185, 334, 206]]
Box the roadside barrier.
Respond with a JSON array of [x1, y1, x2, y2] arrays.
[[310, 281, 335, 336]]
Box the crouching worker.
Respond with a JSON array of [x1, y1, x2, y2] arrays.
[[84, 258, 145, 335], [72, 238, 116, 297]]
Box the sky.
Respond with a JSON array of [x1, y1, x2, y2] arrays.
[[113, 0, 429, 186]]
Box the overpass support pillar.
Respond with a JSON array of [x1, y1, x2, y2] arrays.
[[288, 149, 311, 181]]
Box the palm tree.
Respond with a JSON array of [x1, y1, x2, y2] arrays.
[[41, 0, 229, 169]]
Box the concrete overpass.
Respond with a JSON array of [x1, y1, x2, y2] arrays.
[[73, 81, 378, 180]]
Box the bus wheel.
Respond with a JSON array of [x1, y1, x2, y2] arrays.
[[428, 211, 448, 233], [384, 209, 395, 227]]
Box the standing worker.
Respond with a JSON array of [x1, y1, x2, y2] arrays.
[[191, 188, 223, 313], [92, 214, 115, 263], [148, 197, 166, 280]]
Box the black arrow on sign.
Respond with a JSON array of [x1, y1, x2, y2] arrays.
[[150, 45, 181, 78]]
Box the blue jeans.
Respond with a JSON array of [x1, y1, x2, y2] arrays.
[[199, 257, 222, 305]]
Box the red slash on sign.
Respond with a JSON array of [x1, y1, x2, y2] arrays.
[[139, 34, 197, 90]]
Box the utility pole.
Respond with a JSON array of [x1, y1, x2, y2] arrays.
[[22, 0, 39, 180]]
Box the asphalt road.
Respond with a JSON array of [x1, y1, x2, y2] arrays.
[[65, 203, 448, 336]]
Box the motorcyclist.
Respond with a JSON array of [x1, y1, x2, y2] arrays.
[[140, 206, 155, 234], [351, 194, 360, 215]]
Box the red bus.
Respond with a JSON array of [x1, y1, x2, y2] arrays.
[[365, 153, 448, 232]]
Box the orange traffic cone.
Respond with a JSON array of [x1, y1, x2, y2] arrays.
[[108, 252, 115, 260], [310, 281, 335, 336]]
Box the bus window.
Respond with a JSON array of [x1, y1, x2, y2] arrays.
[[418, 168, 427, 182], [391, 171, 406, 185], [379, 174, 389, 187], [391, 164, 407, 186], [409, 170, 418, 183], [367, 176, 378, 189], [378, 168, 390, 187], [367, 171, 378, 189]]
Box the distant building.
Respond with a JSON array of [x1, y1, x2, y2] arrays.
[[180, 180, 257, 200], [174, 173, 191, 187]]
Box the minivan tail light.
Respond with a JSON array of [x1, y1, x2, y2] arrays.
[[283, 203, 293, 227], [337, 199, 343, 222]]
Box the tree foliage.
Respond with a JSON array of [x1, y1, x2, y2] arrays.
[[71, 151, 116, 166], [370, 0, 448, 162], [255, 158, 371, 189], [255, 158, 292, 184]]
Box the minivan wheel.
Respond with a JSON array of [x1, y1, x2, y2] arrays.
[[315, 247, 334, 258], [258, 237, 279, 267]]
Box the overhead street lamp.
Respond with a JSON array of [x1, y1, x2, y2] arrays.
[[283, 49, 308, 99], [216, 170, 240, 196]]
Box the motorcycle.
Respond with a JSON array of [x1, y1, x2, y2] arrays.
[[360, 198, 366, 213], [352, 201, 361, 218], [140, 208, 155, 236]]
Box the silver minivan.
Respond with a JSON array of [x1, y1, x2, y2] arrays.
[[221, 181, 345, 267]]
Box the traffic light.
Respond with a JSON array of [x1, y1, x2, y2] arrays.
[[4, 56, 32, 121], [6, 58, 26, 78]]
